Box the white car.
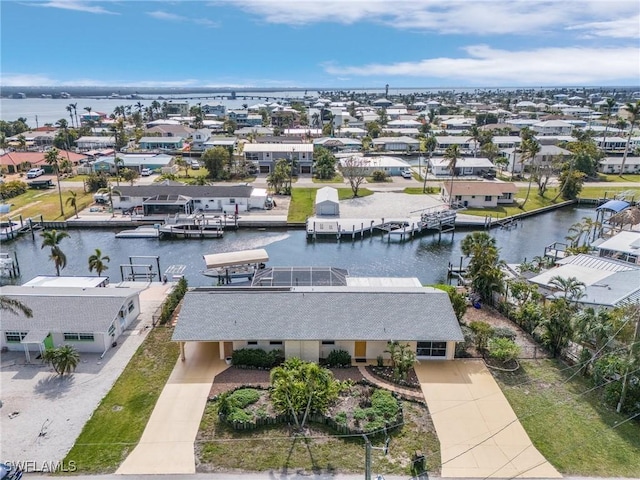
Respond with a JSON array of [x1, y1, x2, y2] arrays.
[[140, 168, 153, 176], [26, 168, 45, 178], [400, 169, 413, 179], [190, 160, 201, 170]]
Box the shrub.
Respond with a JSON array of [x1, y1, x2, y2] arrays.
[[376, 355, 384, 367], [371, 170, 387, 182], [158, 277, 189, 325], [432, 284, 468, 321], [488, 337, 521, 363], [84, 173, 108, 192], [469, 321, 494, 352], [335, 411, 348, 426], [493, 326, 517, 340], [227, 388, 261, 409], [353, 408, 367, 421], [326, 349, 352, 367], [0, 180, 28, 199], [227, 409, 253, 423], [231, 348, 281, 369], [370, 389, 399, 419]]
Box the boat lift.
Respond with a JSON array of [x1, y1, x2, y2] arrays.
[[119, 255, 161, 282]]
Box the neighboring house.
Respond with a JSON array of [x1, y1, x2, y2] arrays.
[[228, 110, 262, 128], [91, 154, 174, 174], [234, 126, 274, 138], [7, 130, 56, 147], [531, 120, 574, 136], [594, 137, 640, 154], [598, 156, 640, 174], [202, 103, 226, 117], [315, 187, 339, 216], [434, 136, 478, 155], [491, 136, 522, 149], [76, 136, 116, 150], [203, 136, 238, 151], [165, 101, 190, 116], [0, 150, 87, 174], [501, 144, 572, 174], [138, 136, 184, 151], [191, 129, 212, 151], [528, 254, 640, 308], [594, 231, 640, 265], [0, 282, 142, 362], [243, 143, 314, 174], [339, 155, 411, 176], [429, 156, 495, 176], [441, 181, 518, 207], [313, 137, 362, 152], [372, 136, 420, 152], [440, 117, 475, 131], [111, 184, 267, 215], [172, 284, 463, 363], [145, 124, 194, 138], [283, 128, 323, 138]]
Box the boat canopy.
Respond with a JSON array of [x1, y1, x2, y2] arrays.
[[203, 248, 269, 269]]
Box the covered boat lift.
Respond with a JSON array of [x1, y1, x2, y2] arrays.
[[202, 248, 269, 284]]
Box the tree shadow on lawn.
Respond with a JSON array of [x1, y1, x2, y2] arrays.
[[34, 373, 75, 399]]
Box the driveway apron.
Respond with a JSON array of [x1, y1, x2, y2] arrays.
[[415, 359, 561, 478], [117, 342, 227, 474]]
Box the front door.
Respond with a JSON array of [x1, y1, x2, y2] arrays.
[[354, 341, 366, 358], [43, 333, 54, 350]]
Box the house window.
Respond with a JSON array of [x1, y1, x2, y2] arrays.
[[5, 331, 27, 343], [229, 198, 235, 204], [485, 196, 492, 201], [128, 301, 135, 313], [247, 341, 258, 345], [108, 324, 116, 336], [321, 340, 335, 345], [416, 341, 447, 357], [269, 341, 283, 345], [120, 196, 129, 201], [64, 333, 95, 342]]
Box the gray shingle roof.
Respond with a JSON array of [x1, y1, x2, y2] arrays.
[[0, 287, 139, 333], [113, 185, 254, 198], [172, 288, 463, 342]]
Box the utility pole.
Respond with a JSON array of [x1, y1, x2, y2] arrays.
[[362, 431, 390, 480]]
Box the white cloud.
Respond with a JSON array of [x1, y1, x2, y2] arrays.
[[222, 0, 639, 38], [31, 1, 118, 15], [147, 9, 218, 27], [567, 14, 640, 39], [323, 45, 640, 85], [0, 74, 59, 87]]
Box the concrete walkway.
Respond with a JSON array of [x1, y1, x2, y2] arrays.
[[117, 342, 227, 475], [415, 359, 561, 479]]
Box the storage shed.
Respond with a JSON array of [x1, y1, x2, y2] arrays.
[[315, 187, 339, 216]]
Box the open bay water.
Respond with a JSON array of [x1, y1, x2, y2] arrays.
[[2, 205, 597, 287]]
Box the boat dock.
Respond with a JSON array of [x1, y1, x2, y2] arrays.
[[158, 212, 227, 238], [0, 214, 46, 241], [306, 205, 457, 242]]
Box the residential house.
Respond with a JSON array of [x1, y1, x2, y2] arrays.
[[138, 136, 184, 151], [202, 103, 226, 118], [191, 129, 212, 151], [594, 136, 640, 154], [434, 136, 478, 155], [338, 155, 411, 176], [598, 156, 640, 174], [440, 117, 475, 131], [91, 154, 174, 174], [0, 282, 142, 361], [441, 181, 518, 207], [531, 120, 574, 136], [172, 284, 463, 363], [0, 150, 87, 174], [203, 136, 238, 151], [594, 231, 640, 265], [243, 143, 314, 174], [145, 124, 194, 138], [429, 156, 495, 177], [501, 144, 573, 174], [372, 136, 420, 152], [111, 184, 267, 215], [76, 136, 116, 150], [165, 101, 190, 117], [314, 137, 362, 153], [234, 126, 274, 138], [228, 110, 262, 128]]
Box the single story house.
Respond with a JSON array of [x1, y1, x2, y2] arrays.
[[243, 143, 314, 174], [339, 155, 411, 176], [594, 231, 640, 265], [372, 136, 420, 152], [145, 124, 194, 138], [203, 136, 238, 151], [429, 156, 495, 176], [594, 136, 639, 153], [0, 283, 142, 362], [138, 136, 184, 151], [234, 126, 274, 138], [313, 137, 362, 152], [441, 181, 518, 207], [172, 285, 463, 363], [91, 154, 174, 174], [0, 150, 87, 173], [76, 136, 116, 150], [434, 136, 478, 155], [500, 144, 572, 174], [315, 187, 339, 216], [111, 184, 267, 215], [598, 156, 640, 174]]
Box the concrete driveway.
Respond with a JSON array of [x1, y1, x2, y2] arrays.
[[415, 359, 561, 478], [117, 342, 227, 474]]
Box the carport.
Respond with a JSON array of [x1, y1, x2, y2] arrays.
[[20, 330, 49, 363], [415, 360, 561, 478]]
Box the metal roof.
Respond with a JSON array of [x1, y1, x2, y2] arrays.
[[172, 288, 463, 342], [251, 267, 349, 287], [596, 200, 630, 213], [557, 254, 637, 272], [113, 184, 254, 198], [203, 249, 269, 269]]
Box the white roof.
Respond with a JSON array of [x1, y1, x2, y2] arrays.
[[22, 276, 108, 288], [529, 265, 613, 288], [242, 143, 313, 153], [340, 156, 410, 168], [595, 231, 640, 255], [430, 157, 494, 168], [533, 120, 573, 128], [203, 249, 269, 269], [316, 187, 339, 204], [346, 277, 423, 287]]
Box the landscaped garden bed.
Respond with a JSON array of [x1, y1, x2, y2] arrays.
[[366, 366, 420, 390]]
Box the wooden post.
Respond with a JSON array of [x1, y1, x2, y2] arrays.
[[180, 342, 186, 361]]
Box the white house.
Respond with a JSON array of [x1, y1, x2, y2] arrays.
[[598, 156, 640, 174], [339, 155, 411, 176], [243, 143, 314, 174], [0, 283, 142, 361], [372, 136, 420, 152], [441, 181, 518, 207], [76, 136, 116, 150], [315, 187, 339, 216], [531, 120, 574, 136], [429, 157, 495, 176], [501, 144, 573, 174]]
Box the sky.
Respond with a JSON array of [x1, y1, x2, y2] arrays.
[[1, 0, 639, 88]]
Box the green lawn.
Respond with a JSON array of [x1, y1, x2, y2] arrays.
[[461, 188, 565, 218], [579, 185, 640, 200], [288, 188, 373, 222], [1, 187, 94, 221], [403, 187, 440, 195], [197, 399, 440, 476], [493, 359, 640, 476], [312, 175, 345, 184], [63, 327, 179, 473], [594, 173, 640, 183]]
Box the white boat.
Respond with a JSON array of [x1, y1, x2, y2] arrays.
[[115, 226, 161, 238], [202, 248, 269, 283], [159, 213, 224, 238], [0, 220, 22, 241]]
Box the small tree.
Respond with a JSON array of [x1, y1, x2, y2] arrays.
[[202, 146, 230, 180], [488, 337, 521, 364], [88, 248, 110, 277], [384, 341, 417, 381], [42, 345, 80, 376], [65, 191, 79, 219], [121, 168, 139, 186], [341, 156, 368, 197], [469, 321, 494, 354]]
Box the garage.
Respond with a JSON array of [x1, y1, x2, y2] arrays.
[[315, 187, 339, 216]]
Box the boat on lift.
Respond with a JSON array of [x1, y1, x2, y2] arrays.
[[201, 248, 269, 284]]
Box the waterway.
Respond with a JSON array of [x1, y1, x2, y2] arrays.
[[1, 205, 597, 287]]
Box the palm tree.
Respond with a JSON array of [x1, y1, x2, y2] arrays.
[[88, 248, 110, 277], [422, 135, 437, 193], [601, 98, 617, 149], [520, 138, 541, 206], [114, 156, 124, 186], [41, 229, 70, 276], [467, 125, 482, 157], [71, 102, 79, 129], [619, 101, 640, 177], [66, 105, 75, 128], [43, 345, 80, 376], [548, 275, 585, 301], [65, 191, 79, 219], [444, 144, 461, 206], [44, 148, 65, 217], [0, 296, 33, 317]]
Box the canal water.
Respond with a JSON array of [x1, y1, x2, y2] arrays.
[[2, 206, 597, 287]]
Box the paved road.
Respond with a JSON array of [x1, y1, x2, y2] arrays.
[[22, 474, 640, 480]]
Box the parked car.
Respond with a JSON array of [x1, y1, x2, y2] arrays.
[[190, 160, 201, 170], [26, 168, 45, 178], [1, 463, 22, 480], [400, 169, 413, 179], [140, 168, 153, 176]]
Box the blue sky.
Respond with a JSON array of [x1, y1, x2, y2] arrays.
[[1, 0, 639, 88]]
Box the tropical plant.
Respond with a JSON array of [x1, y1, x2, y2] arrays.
[[444, 144, 461, 206], [488, 337, 521, 363], [44, 147, 65, 217], [520, 137, 541, 205], [41, 229, 70, 276], [120, 168, 139, 185], [65, 191, 78, 219], [202, 146, 230, 180], [542, 298, 576, 357], [313, 147, 337, 180], [88, 248, 110, 277], [619, 101, 640, 176], [0, 296, 33, 317], [548, 275, 585, 301], [384, 341, 417, 381], [42, 344, 80, 376], [469, 321, 494, 353]]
